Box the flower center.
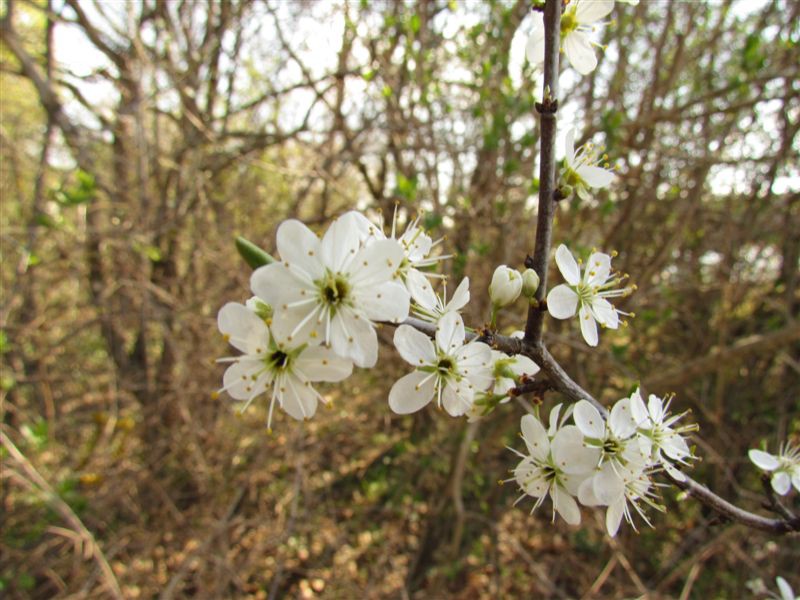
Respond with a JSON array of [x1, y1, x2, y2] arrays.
[[575, 282, 595, 305], [560, 11, 578, 35], [602, 438, 622, 457], [318, 272, 351, 308], [267, 349, 289, 370], [437, 357, 455, 375], [542, 464, 558, 482]]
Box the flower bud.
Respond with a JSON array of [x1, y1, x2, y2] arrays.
[[489, 265, 522, 308], [246, 296, 273, 321], [521, 269, 540, 298]]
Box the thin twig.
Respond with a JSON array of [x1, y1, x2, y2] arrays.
[[523, 0, 562, 345]]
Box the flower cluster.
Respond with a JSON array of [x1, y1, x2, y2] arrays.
[[512, 389, 697, 536], [749, 443, 800, 496], [218, 210, 542, 429]]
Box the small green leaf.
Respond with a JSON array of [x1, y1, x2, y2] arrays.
[[236, 236, 275, 270]]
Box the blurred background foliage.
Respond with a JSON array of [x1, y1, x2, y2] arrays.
[[1, 0, 798, 597]]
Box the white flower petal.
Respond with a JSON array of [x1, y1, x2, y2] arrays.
[[749, 449, 780, 471], [279, 374, 318, 421], [442, 380, 474, 417], [447, 277, 471, 312], [521, 414, 550, 461], [525, 15, 545, 65], [590, 297, 619, 329], [388, 370, 435, 414], [574, 400, 605, 439], [776, 577, 795, 600], [575, 0, 615, 24], [555, 244, 581, 285], [515, 457, 548, 497], [349, 238, 406, 286], [579, 305, 599, 346], [552, 425, 601, 475], [564, 128, 577, 165], [250, 262, 309, 308], [577, 474, 602, 506], [321, 212, 363, 272], [435, 311, 465, 354], [593, 463, 624, 505], [772, 471, 791, 496], [393, 324, 436, 366], [662, 433, 691, 461], [510, 355, 540, 378], [276, 219, 324, 280], [663, 461, 686, 482], [583, 252, 612, 287], [293, 345, 353, 382], [356, 280, 410, 323], [647, 393, 665, 423], [330, 310, 378, 368], [222, 358, 268, 400], [792, 472, 800, 494], [609, 398, 637, 438], [564, 31, 598, 75], [546, 285, 579, 319], [605, 498, 624, 537], [406, 268, 438, 311], [218, 302, 270, 353], [553, 487, 582, 525], [630, 390, 649, 426], [577, 165, 615, 189]]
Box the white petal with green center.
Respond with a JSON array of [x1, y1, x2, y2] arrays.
[[393, 324, 436, 366], [547, 285, 579, 319], [389, 370, 435, 414]]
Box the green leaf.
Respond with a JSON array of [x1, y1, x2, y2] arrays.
[[236, 236, 275, 270]]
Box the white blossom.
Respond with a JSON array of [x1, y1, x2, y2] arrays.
[[562, 128, 615, 201], [389, 311, 492, 417], [630, 389, 697, 481], [525, 0, 615, 76], [511, 410, 598, 525], [406, 269, 470, 323], [546, 244, 635, 346], [773, 577, 798, 600], [468, 351, 541, 420], [250, 212, 410, 368], [749, 443, 800, 496], [216, 302, 352, 430]]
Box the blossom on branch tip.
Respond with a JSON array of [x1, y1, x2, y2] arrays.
[[546, 244, 635, 346], [250, 212, 410, 368], [389, 311, 492, 417], [749, 443, 800, 495], [525, 0, 615, 76], [216, 302, 352, 431]]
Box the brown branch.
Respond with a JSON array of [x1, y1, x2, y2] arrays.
[[523, 0, 562, 345]]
